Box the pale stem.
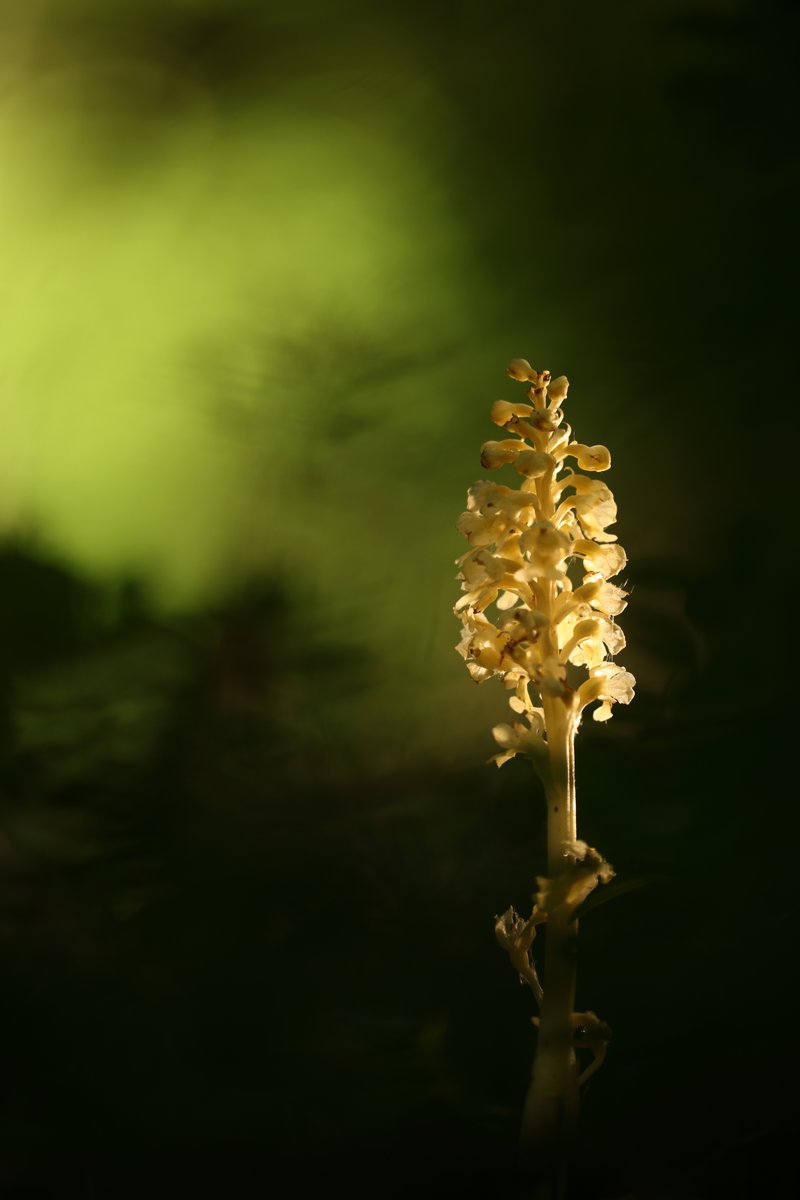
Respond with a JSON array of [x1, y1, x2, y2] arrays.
[[519, 452, 581, 1185], [518, 701, 580, 1183]]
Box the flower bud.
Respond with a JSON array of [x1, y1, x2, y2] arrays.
[[547, 375, 569, 405], [480, 439, 523, 468], [506, 358, 538, 382], [520, 522, 571, 564], [514, 450, 554, 478], [520, 406, 562, 433], [571, 444, 611, 472], [490, 399, 534, 427]]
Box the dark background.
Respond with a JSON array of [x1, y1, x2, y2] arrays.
[[0, 2, 797, 1196]]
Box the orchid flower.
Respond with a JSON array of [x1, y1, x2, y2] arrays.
[[454, 357, 635, 1177]]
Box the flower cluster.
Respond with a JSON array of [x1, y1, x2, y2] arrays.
[[455, 358, 635, 766]]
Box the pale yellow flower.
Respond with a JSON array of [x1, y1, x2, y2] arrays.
[[455, 609, 516, 683], [554, 576, 628, 621], [455, 356, 635, 753], [479, 438, 530, 469], [547, 375, 569, 406], [555, 476, 618, 541], [491, 710, 547, 768], [462, 359, 632, 1127], [467, 480, 540, 521], [559, 616, 626, 669], [577, 663, 637, 722], [518, 522, 571, 571], [571, 539, 627, 579], [506, 358, 540, 383], [455, 510, 500, 547], [560, 443, 612, 472], [490, 399, 536, 427]]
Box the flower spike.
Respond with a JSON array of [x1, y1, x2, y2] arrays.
[[454, 356, 635, 1166], [455, 359, 635, 733]]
